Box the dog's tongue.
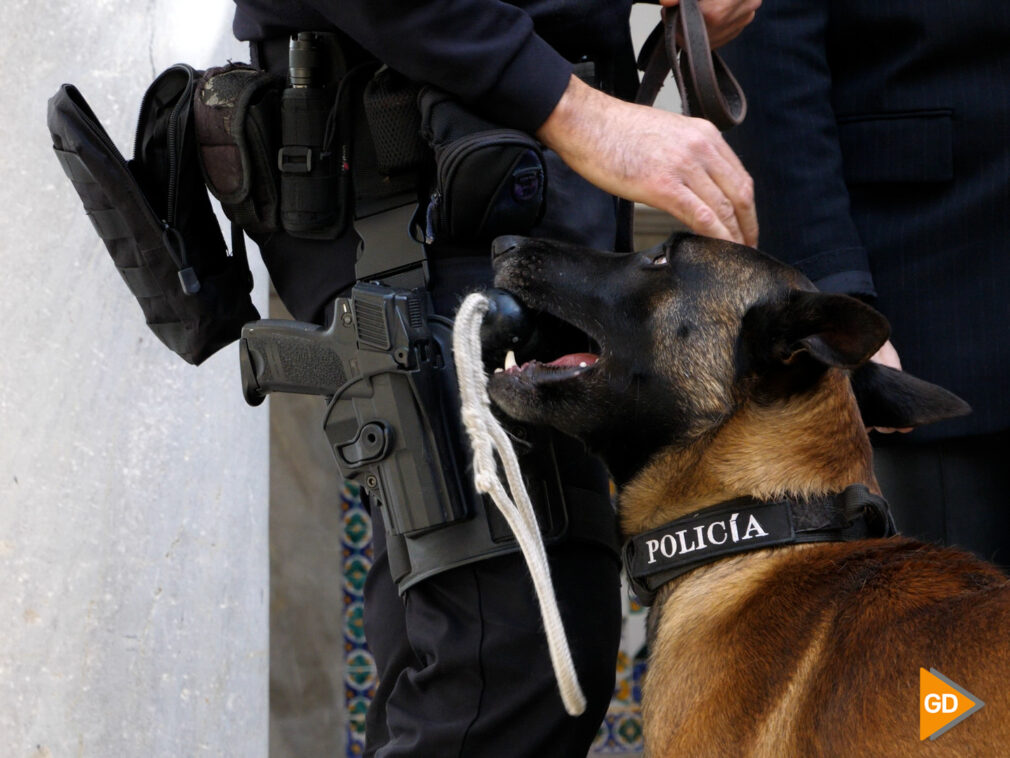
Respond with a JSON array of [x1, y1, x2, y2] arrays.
[[546, 353, 599, 368]]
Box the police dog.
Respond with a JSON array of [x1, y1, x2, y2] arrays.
[[485, 232, 1009, 757]]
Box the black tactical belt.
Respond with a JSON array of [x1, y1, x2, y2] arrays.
[[623, 484, 895, 605]]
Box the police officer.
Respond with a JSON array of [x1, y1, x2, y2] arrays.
[[231, 0, 759, 755]]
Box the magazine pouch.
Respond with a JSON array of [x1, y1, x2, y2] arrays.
[[418, 88, 547, 245], [47, 64, 259, 366]]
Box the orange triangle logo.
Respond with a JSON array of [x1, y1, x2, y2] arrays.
[[920, 668, 985, 740]]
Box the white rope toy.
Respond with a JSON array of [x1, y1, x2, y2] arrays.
[[452, 291, 587, 717]]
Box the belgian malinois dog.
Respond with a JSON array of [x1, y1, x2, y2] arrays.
[[485, 232, 1008, 757]]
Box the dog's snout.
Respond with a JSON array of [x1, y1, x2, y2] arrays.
[[491, 235, 524, 260]]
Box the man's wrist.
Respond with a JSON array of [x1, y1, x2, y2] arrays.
[[536, 75, 598, 151]]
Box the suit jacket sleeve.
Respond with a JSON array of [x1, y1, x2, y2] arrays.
[[720, 0, 876, 298], [298, 0, 574, 134]]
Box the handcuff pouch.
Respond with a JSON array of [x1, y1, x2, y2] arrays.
[[193, 63, 284, 235]]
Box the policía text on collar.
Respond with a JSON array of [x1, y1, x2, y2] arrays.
[[644, 511, 770, 564]]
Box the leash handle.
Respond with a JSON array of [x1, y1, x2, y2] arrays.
[[635, 0, 747, 130]]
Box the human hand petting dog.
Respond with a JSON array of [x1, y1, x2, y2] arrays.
[[537, 75, 758, 247], [661, 0, 763, 49]]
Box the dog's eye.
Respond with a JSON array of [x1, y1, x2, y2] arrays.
[[640, 248, 670, 269]]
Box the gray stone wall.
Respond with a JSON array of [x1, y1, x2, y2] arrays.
[[0, 2, 269, 756], [268, 295, 347, 758]]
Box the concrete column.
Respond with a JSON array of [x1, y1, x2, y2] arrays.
[[0, 2, 269, 756]]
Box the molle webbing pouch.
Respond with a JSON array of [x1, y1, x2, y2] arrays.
[[193, 64, 283, 235], [362, 66, 428, 177], [47, 65, 259, 365], [418, 88, 547, 246]]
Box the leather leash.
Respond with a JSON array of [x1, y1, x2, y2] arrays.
[[615, 0, 748, 250], [635, 0, 747, 130]]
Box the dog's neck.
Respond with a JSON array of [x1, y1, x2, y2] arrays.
[[619, 369, 877, 537]]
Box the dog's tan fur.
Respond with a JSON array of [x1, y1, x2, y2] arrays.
[[621, 370, 874, 536], [487, 233, 1008, 757], [633, 366, 1009, 756]]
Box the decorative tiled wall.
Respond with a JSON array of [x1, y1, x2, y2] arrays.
[[341, 482, 374, 756], [590, 589, 647, 754]]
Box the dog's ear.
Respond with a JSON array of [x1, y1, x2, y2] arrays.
[[851, 362, 972, 428], [744, 290, 890, 370]]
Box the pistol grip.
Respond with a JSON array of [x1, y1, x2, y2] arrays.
[[240, 319, 349, 402]]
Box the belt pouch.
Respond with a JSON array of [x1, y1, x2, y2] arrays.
[[418, 88, 547, 245], [362, 66, 428, 176], [47, 65, 260, 365], [193, 64, 283, 235]]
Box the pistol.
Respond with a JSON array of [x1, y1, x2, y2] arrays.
[[239, 281, 471, 535]]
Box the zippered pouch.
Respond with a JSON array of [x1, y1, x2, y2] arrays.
[[419, 88, 547, 245], [47, 64, 259, 365]]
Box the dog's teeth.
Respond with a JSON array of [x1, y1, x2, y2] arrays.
[[494, 367, 503, 374], [505, 350, 517, 370], [579, 362, 587, 368]]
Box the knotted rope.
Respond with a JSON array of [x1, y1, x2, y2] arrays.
[[452, 292, 587, 716]]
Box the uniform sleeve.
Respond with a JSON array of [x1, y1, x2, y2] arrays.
[[306, 0, 574, 134], [719, 0, 876, 299]]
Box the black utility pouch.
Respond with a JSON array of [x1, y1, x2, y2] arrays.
[[418, 88, 547, 245], [47, 64, 259, 365], [193, 63, 283, 235], [363, 66, 428, 176]]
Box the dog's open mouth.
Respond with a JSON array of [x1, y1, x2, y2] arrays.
[[489, 308, 603, 386]]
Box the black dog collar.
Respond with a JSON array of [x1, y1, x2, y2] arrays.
[[623, 484, 895, 606]]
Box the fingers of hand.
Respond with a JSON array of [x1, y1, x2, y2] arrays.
[[674, 120, 757, 245], [870, 425, 914, 434], [700, 0, 763, 28], [870, 340, 903, 371], [706, 155, 758, 246], [668, 183, 736, 243], [700, 0, 762, 47], [676, 170, 742, 243]]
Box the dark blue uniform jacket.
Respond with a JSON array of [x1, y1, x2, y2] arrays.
[[234, 0, 635, 134]]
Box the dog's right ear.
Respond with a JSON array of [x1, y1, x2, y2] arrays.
[[850, 362, 972, 428], [742, 290, 890, 371]]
